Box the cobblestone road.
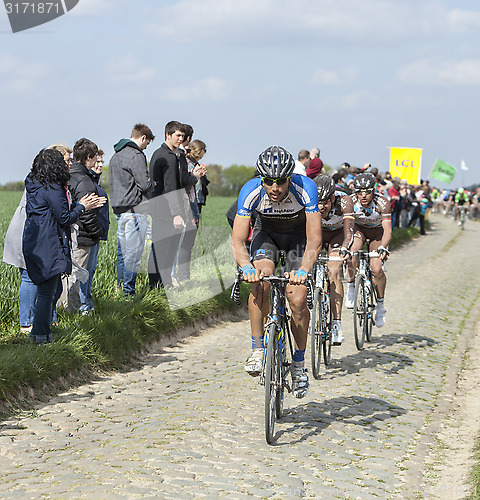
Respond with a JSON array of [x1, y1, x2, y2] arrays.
[[1, 215, 480, 499]]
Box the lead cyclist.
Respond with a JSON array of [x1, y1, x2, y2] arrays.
[[231, 146, 322, 398]]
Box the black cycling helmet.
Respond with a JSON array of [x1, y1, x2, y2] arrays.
[[314, 174, 335, 201], [353, 172, 376, 191], [256, 146, 295, 179]]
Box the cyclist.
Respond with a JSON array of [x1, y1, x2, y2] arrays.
[[454, 188, 469, 225], [231, 146, 322, 398], [345, 172, 391, 327], [314, 175, 355, 345]]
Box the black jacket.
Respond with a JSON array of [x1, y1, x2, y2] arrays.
[[149, 143, 197, 217], [68, 161, 102, 246]]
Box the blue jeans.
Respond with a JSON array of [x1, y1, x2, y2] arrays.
[[79, 243, 99, 312], [19, 268, 36, 327], [19, 268, 57, 326], [116, 213, 149, 296], [30, 274, 62, 344]]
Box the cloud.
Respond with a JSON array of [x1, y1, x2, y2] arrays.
[[309, 68, 341, 85], [164, 77, 229, 102], [339, 89, 380, 110], [398, 59, 480, 86], [0, 55, 47, 92], [106, 56, 155, 83], [146, 0, 480, 46]]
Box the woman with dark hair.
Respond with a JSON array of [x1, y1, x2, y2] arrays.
[[23, 149, 105, 344]]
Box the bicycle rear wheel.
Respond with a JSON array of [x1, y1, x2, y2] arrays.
[[365, 282, 375, 343], [321, 283, 332, 366], [353, 275, 366, 350], [309, 289, 322, 379], [265, 323, 278, 444]]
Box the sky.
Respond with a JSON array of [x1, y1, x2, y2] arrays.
[[1, 0, 479, 189]]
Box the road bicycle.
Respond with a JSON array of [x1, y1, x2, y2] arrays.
[[309, 252, 343, 378], [459, 206, 467, 229], [352, 249, 380, 350], [231, 255, 313, 444]]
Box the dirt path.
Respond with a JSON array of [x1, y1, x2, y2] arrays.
[[0, 214, 479, 499]]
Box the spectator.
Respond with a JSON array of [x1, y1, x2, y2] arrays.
[[388, 178, 401, 228], [79, 149, 110, 314], [306, 157, 324, 179], [174, 139, 208, 283], [294, 149, 310, 176], [3, 145, 72, 331], [310, 147, 320, 159], [408, 186, 430, 235], [398, 179, 412, 228], [23, 149, 104, 344], [67, 138, 103, 311], [109, 123, 154, 297], [148, 121, 205, 288]]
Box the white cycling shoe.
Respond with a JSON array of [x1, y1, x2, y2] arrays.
[[291, 361, 309, 398], [375, 301, 386, 328], [244, 348, 264, 376], [331, 322, 344, 345], [345, 285, 355, 309]]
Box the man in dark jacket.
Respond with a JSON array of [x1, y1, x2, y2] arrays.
[[67, 138, 103, 311], [109, 123, 154, 296], [148, 121, 205, 288]]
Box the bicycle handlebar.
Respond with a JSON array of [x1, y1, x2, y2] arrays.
[[318, 255, 344, 263]]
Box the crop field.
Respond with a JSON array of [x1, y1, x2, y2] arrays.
[[0, 192, 237, 334]]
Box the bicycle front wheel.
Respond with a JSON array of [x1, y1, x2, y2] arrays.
[[265, 323, 278, 444], [353, 275, 367, 350], [309, 288, 322, 379], [321, 286, 332, 366]]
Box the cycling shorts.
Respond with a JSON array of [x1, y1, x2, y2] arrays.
[[353, 224, 384, 244], [322, 228, 343, 253], [250, 222, 306, 272]]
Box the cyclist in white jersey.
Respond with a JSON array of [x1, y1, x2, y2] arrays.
[[231, 146, 321, 398], [345, 172, 391, 327], [314, 175, 355, 345]]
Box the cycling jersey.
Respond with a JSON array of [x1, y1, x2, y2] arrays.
[[236, 174, 319, 233], [322, 191, 354, 231], [351, 192, 391, 228], [455, 192, 469, 205]]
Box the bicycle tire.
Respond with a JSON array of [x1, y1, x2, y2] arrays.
[[365, 280, 375, 343], [309, 288, 322, 379], [353, 274, 366, 350], [275, 324, 286, 419], [322, 278, 332, 366], [265, 323, 278, 444]]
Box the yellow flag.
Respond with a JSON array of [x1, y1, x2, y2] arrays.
[[389, 148, 422, 184]]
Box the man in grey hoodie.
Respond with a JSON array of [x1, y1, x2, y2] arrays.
[[109, 123, 154, 296]]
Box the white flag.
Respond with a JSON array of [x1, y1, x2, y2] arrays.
[[461, 159, 468, 171]]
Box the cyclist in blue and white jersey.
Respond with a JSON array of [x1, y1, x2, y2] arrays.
[[314, 175, 355, 345], [345, 172, 391, 327], [231, 146, 321, 398]]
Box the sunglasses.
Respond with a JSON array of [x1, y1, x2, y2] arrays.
[[356, 189, 374, 195], [262, 176, 290, 186]]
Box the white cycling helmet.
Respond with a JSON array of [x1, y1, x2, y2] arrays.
[[256, 146, 295, 179], [353, 172, 376, 191]]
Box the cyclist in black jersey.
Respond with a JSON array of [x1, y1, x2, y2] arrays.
[[231, 146, 322, 398]]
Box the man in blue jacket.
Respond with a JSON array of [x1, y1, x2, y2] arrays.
[[109, 123, 154, 297]]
